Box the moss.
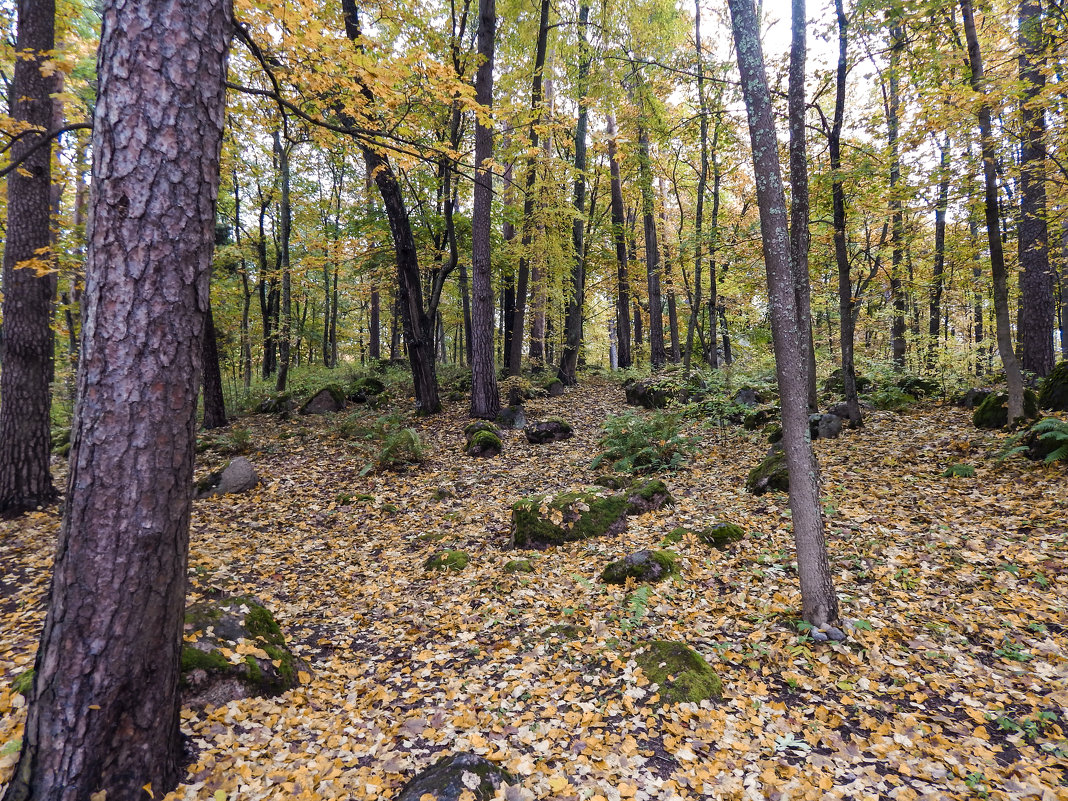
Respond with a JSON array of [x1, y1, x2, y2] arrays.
[[380, 503, 399, 513], [470, 430, 502, 450], [632, 641, 723, 706], [973, 389, 1039, 429], [542, 623, 585, 641], [701, 522, 746, 549], [416, 532, 447, 543], [600, 549, 678, 585], [626, 479, 675, 514], [746, 447, 789, 495], [504, 559, 534, 573], [180, 646, 230, 676], [661, 527, 687, 545], [743, 406, 778, 430], [424, 549, 470, 572], [238, 600, 284, 646], [511, 490, 629, 548], [12, 668, 34, 696], [262, 642, 297, 687], [594, 475, 631, 490], [1038, 361, 1068, 412], [463, 420, 501, 440], [349, 376, 386, 397]]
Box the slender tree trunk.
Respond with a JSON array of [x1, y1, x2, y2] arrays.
[[607, 114, 631, 369], [729, 0, 840, 628], [888, 17, 907, 371], [274, 132, 292, 393], [686, 2, 708, 371], [789, 0, 817, 410], [0, 0, 59, 515], [1061, 222, 1068, 359], [707, 142, 722, 368], [558, 3, 590, 386], [928, 135, 950, 371], [2, 0, 230, 795], [1018, 0, 1053, 377], [637, 118, 666, 368], [830, 0, 861, 426], [961, 0, 1025, 422], [720, 304, 732, 365], [201, 303, 228, 429]]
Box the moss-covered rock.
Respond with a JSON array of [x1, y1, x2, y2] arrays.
[[181, 594, 302, 708], [542, 623, 586, 641], [463, 420, 501, 440], [300, 385, 347, 415], [666, 522, 747, 549], [424, 550, 470, 572], [348, 375, 386, 403], [765, 422, 783, 444], [1038, 361, 1068, 412], [544, 377, 565, 397], [823, 369, 873, 395], [257, 392, 294, 415], [593, 474, 631, 490], [743, 405, 779, 431], [395, 753, 515, 801], [524, 418, 573, 444], [504, 558, 534, 574], [746, 446, 789, 495], [631, 641, 722, 706], [973, 389, 1039, 429], [466, 429, 502, 458], [511, 490, 628, 548], [600, 549, 678, 584], [898, 376, 939, 398], [624, 377, 694, 409], [625, 479, 674, 514], [495, 405, 527, 430], [11, 668, 34, 696]]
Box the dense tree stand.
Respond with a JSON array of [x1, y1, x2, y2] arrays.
[[2, 0, 232, 797]]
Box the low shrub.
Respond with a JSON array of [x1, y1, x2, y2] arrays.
[[591, 411, 697, 474]]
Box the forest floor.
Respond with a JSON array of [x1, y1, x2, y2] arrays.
[[2, 378, 1068, 801]]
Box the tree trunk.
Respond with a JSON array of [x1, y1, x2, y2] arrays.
[[1018, 0, 1053, 377], [830, 0, 862, 426], [2, 0, 230, 796], [789, 0, 817, 410], [0, 0, 59, 515], [686, 1, 708, 372], [961, 0, 1026, 423], [888, 17, 907, 371], [728, 0, 840, 628], [607, 113, 632, 370], [637, 119, 666, 368], [928, 135, 950, 371], [274, 132, 292, 393], [507, 0, 551, 376], [201, 303, 228, 429], [1061, 222, 1068, 359], [558, 2, 590, 386]]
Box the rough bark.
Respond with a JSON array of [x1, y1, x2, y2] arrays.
[[201, 303, 228, 429], [728, 0, 840, 628], [888, 17, 907, 371], [470, 0, 501, 419], [1018, 0, 1053, 377], [607, 113, 631, 370], [274, 132, 292, 393], [2, 0, 230, 795], [788, 0, 817, 410], [830, 0, 862, 426], [685, 1, 708, 372], [558, 2, 590, 386], [962, 0, 1025, 422], [0, 0, 59, 515], [928, 136, 950, 370], [637, 118, 666, 368]]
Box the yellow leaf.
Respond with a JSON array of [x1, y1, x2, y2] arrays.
[[547, 776, 570, 793], [214, 792, 227, 801], [298, 670, 311, 684], [142, 784, 154, 799]]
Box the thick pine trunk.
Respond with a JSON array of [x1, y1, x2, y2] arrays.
[[3, 0, 230, 796], [1018, 0, 1053, 377], [729, 0, 840, 628], [962, 0, 1025, 422], [0, 0, 59, 515], [470, 0, 500, 418]]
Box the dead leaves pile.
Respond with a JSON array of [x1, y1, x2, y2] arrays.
[[2, 382, 1068, 800]]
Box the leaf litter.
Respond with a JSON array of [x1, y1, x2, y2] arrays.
[[2, 381, 1068, 800]]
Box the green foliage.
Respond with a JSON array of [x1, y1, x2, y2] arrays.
[[1000, 417, 1068, 464], [424, 550, 470, 572], [591, 411, 697, 474], [864, 385, 915, 411], [631, 641, 723, 705], [375, 427, 424, 471], [511, 491, 629, 547], [974, 390, 1039, 429], [621, 586, 653, 632], [942, 463, 975, 478], [1037, 361, 1068, 411]]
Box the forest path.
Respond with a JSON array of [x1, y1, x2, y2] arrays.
[[2, 380, 1067, 800]]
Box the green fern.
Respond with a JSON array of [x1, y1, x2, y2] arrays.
[[998, 417, 1068, 464], [591, 411, 697, 474]]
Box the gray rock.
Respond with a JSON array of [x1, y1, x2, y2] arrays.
[[809, 413, 843, 440], [299, 386, 346, 415], [600, 549, 678, 585], [195, 457, 259, 499], [733, 388, 762, 407], [495, 405, 527, 430], [524, 418, 573, 444], [396, 753, 515, 801]]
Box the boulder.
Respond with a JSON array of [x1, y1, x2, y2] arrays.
[[822, 369, 872, 395], [631, 641, 722, 706], [973, 389, 1039, 429], [743, 405, 779, 431], [733, 387, 763, 408], [664, 522, 746, 550], [625, 479, 674, 514], [898, 376, 939, 398], [544, 378, 565, 397], [194, 457, 259, 499], [957, 388, 991, 409], [809, 413, 843, 440], [424, 550, 470, 572], [495, 405, 527, 430], [504, 559, 534, 574], [524, 418, 573, 444], [299, 386, 346, 415], [181, 594, 302, 708], [257, 392, 294, 415], [464, 421, 503, 458], [511, 489, 628, 548], [746, 446, 788, 495], [347, 376, 386, 403], [625, 377, 685, 409], [600, 549, 678, 585], [593, 474, 631, 490], [1038, 361, 1068, 412], [395, 753, 515, 801]]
